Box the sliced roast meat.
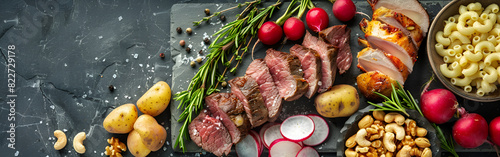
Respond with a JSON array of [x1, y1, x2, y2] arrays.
[[372, 7, 423, 48], [303, 31, 338, 93], [206, 93, 251, 144], [229, 76, 269, 127], [357, 47, 408, 85], [356, 71, 398, 101], [264, 48, 309, 101], [367, 0, 430, 35], [359, 18, 417, 72], [319, 25, 352, 74], [290, 44, 321, 98], [189, 109, 232, 156], [246, 59, 283, 122]]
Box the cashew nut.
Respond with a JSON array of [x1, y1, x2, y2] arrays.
[[345, 148, 359, 157], [356, 145, 370, 153], [373, 110, 386, 121], [384, 112, 405, 125], [396, 145, 412, 157], [386, 152, 394, 157], [358, 115, 374, 129], [415, 137, 431, 148], [355, 129, 372, 147], [383, 132, 396, 152], [416, 127, 428, 137], [346, 134, 357, 148], [53, 130, 67, 150], [73, 132, 86, 154], [421, 147, 432, 157], [385, 123, 405, 140]]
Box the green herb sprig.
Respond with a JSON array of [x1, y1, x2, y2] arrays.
[[369, 83, 459, 157], [174, 0, 282, 152]]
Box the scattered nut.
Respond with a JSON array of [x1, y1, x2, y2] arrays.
[[421, 147, 432, 157], [185, 47, 191, 53], [385, 123, 405, 140], [416, 127, 428, 137], [186, 28, 192, 34], [373, 110, 386, 121], [73, 132, 86, 154], [396, 145, 412, 157], [384, 112, 405, 125], [53, 130, 67, 150], [105, 137, 127, 157], [355, 129, 372, 147], [221, 81, 228, 87], [204, 8, 210, 15], [179, 40, 185, 47], [401, 135, 415, 147], [220, 15, 226, 21], [196, 57, 202, 63], [358, 115, 374, 129], [345, 148, 358, 157], [346, 134, 357, 148], [176, 27, 182, 34], [405, 119, 417, 136], [415, 137, 431, 148], [190, 61, 196, 67], [383, 132, 396, 152], [356, 146, 370, 153]]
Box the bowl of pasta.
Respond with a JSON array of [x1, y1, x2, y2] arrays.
[[427, 0, 500, 102]]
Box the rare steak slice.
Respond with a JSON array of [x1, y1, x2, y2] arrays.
[[246, 59, 283, 122], [303, 31, 338, 93], [319, 25, 352, 74], [290, 44, 322, 99], [188, 109, 232, 157], [264, 48, 309, 101], [229, 76, 269, 128], [206, 93, 251, 144]]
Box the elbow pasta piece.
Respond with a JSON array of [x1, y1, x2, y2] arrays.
[[436, 31, 451, 46], [487, 35, 497, 45], [440, 62, 462, 78], [435, 43, 450, 56], [459, 55, 468, 67], [444, 55, 459, 63], [464, 85, 473, 92], [459, 5, 468, 14], [451, 72, 481, 86], [458, 11, 480, 35], [475, 41, 496, 54], [477, 88, 486, 96], [473, 36, 482, 45], [484, 4, 499, 14], [453, 45, 464, 54], [485, 52, 500, 66], [443, 22, 458, 36], [464, 50, 483, 62], [495, 43, 500, 52], [490, 27, 500, 36], [450, 31, 471, 44], [464, 44, 474, 51], [473, 14, 497, 33], [468, 2, 483, 11], [462, 62, 479, 76], [482, 66, 498, 83]]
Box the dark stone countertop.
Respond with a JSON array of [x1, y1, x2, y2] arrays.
[[0, 0, 498, 157]]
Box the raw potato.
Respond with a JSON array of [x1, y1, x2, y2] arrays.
[[315, 84, 360, 118], [128, 130, 151, 157], [133, 114, 167, 151], [103, 103, 138, 134], [137, 81, 171, 116]]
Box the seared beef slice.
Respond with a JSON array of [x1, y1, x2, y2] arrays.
[[229, 76, 269, 127], [290, 45, 322, 98], [206, 93, 251, 144], [319, 25, 352, 74], [189, 109, 232, 156], [303, 31, 338, 93], [264, 48, 309, 101], [246, 59, 283, 122]]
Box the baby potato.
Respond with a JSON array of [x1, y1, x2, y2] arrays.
[[133, 114, 167, 151], [103, 103, 138, 134], [128, 130, 151, 157], [315, 84, 360, 118], [137, 81, 171, 116]]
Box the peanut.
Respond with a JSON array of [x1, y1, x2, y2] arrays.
[[358, 115, 374, 129]]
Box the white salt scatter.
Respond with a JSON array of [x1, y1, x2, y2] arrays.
[[133, 54, 138, 58], [98, 36, 103, 39], [64, 63, 67, 67], [50, 105, 55, 109], [146, 64, 150, 68], [148, 56, 151, 59], [102, 59, 106, 62], [163, 147, 167, 151], [188, 44, 193, 48], [137, 85, 141, 89], [95, 57, 98, 60], [40, 121, 43, 124], [195, 153, 200, 157], [139, 64, 143, 67], [46, 123, 48, 125], [170, 153, 173, 156], [166, 141, 170, 145], [125, 59, 129, 62], [101, 152, 104, 156], [118, 16, 123, 21], [63, 129, 68, 132], [114, 97, 118, 100], [82, 94, 87, 98], [124, 95, 128, 99], [112, 74, 117, 78], [105, 100, 109, 103]]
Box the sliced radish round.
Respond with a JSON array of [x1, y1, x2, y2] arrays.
[[259, 122, 276, 143], [249, 130, 263, 155], [264, 124, 283, 148], [236, 133, 260, 157], [269, 139, 302, 157], [280, 115, 315, 142], [302, 114, 329, 146], [296, 146, 319, 157]]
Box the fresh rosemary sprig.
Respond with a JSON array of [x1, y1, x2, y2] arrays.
[[174, 0, 282, 151], [193, 0, 261, 26], [369, 83, 459, 157]]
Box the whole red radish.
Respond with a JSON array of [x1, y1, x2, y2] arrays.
[[453, 112, 488, 148], [420, 89, 458, 124], [332, 0, 356, 22], [490, 116, 500, 146], [258, 21, 283, 45], [283, 17, 305, 41], [306, 8, 329, 32]]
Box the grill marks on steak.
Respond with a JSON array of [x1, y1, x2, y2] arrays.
[[264, 48, 309, 101], [229, 76, 269, 128], [189, 109, 232, 156], [205, 93, 251, 144], [319, 25, 352, 74], [290, 45, 321, 99], [303, 31, 338, 93], [246, 59, 283, 122]]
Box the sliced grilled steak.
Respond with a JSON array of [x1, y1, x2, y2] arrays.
[[229, 76, 269, 128], [290, 44, 321, 98], [189, 109, 232, 157], [319, 25, 352, 74], [303, 31, 338, 93], [264, 48, 309, 101], [246, 59, 283, 122], [206, 93, 251, 144]]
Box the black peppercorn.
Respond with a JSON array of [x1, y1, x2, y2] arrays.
[[186, 47, 191, 53], [108, 85, 115, 92], [159, 53, 165, 59], [176, 27, 182, 34], [203, 38, 210, 44], [220, 15, 226, 21], [199, 50, 203, 54]]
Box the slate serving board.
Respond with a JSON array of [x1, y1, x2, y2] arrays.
[[169, 0, 499, 156]]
